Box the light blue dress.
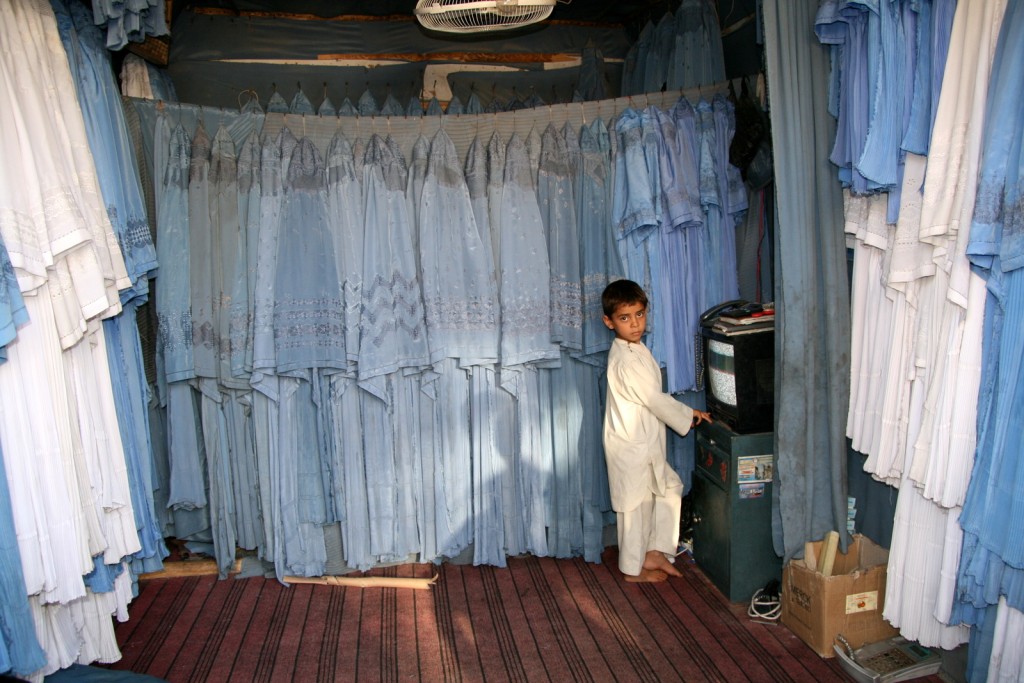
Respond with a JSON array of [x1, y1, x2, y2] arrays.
[[498, 135, 560, 557], [358, 135, 429, 564], [578, 118, 623, 359], [712, 94, 744, 299], [901, 0, 957, 156], [318, 95, 337, 117], [956, 0, 1024, 660], [325, 132, 373, 569], [445, 95, 464, 116], [611, 108, 659, 274], [538, 123, 582, 351], [210, 126, 245, 387], [857, 0, 911, 192], [47, 0, 172, 581], [576, 46, 609, 101], [463, 133, 510, 564], [338, 98, 359, 117], [380, 93, 404, 117], [358, 89, 380, 116], [645, 12, 675, 94], [0, 238, 27, 363], [655, 101, 704, 394], [0, 441, 47, 676], [419, 128, 499, 366], [274, 138, 345, 373], [154, 119, 206, 513], [188, 124, 219, 379], [90, 0, 167, 50], [289, 88, 315, 115], [358, 135, 429, 394], [266, 90, 289, 114], [667, 0, 726, 91], [498, 134, 560, 369], [235, 130, 262, 378], [406, 96, 425, 117], [252, 128, 298, 374], [422, 128, 502, 563], [816, 1, 874, 193], [465, 91, 485, 115]]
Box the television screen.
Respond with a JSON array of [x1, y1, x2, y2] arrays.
[[707, 339, 737, 407]]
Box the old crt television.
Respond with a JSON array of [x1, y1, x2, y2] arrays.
[[697, 305, 775, 434]]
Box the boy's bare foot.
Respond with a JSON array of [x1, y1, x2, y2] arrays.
[[643, 550, 683, 577], [625, 568, 668, 583]]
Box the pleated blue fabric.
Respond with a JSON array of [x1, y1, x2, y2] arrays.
[[122, 92, 747, 587], [955, 5, 1024, 678]]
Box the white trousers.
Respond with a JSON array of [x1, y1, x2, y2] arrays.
[[616, 479, 683, 576]]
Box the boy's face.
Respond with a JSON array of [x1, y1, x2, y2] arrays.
[[603, 301, 647, 343]]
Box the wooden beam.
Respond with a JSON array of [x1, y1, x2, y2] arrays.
[[190, 6, 621, 28], [317, 51, 578, 64], [193, 8, 416, 22], [284, 574, 438, 590], [138, 558, 241, 580]]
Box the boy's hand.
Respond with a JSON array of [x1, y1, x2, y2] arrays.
[[692, 410, 712, 427]]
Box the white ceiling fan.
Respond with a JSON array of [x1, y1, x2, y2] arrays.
[[414, 0, 561, 34]]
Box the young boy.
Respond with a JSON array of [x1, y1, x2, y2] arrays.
[[602, 279, 712, 583]]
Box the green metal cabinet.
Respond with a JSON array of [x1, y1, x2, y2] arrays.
[[691, 420, 781, 602]]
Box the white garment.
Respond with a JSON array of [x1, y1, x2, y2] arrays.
[[0, 1, 139, 677], [0, 287, 92, 604], [884, 476, 970, 649], [616, 477, 682, 576], [603, 337, 693, 512], [845, 0, 1008, 653], [846, 193, 908, 484], [118, 53, 154, 99], [987, 599, 1024, 683], [0, 0, 127, 328]]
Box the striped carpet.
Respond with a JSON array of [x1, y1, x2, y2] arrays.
[[109, 551, 897, 682]]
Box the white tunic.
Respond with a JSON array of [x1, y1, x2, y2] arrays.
[[603, 338, 694, 512]]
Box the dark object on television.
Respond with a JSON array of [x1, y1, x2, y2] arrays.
[[696, 301, 775, 434]]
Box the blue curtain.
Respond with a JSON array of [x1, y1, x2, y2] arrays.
[[762, 0, 851, 560]]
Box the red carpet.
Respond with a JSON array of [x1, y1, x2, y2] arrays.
[[108, 552, 919, 682]]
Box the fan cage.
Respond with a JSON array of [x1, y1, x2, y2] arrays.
[[414, 0, 557, 33]]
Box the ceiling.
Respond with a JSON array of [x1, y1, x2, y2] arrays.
[[156, 0, 759, 110], [172, 0, 678, 32]]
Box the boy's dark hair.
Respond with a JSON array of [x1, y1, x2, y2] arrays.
[[601, 279, 648, 317]]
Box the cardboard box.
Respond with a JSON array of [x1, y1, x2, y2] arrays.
[[780, 534, 899, 657]]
